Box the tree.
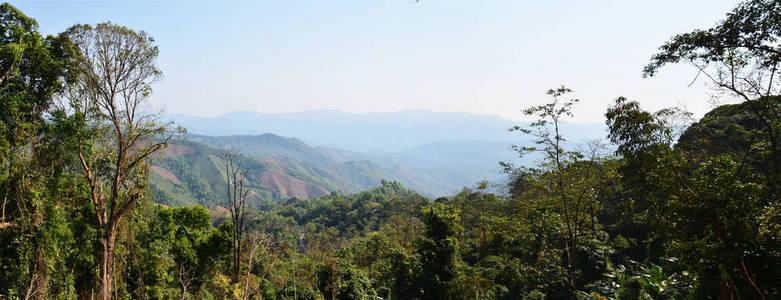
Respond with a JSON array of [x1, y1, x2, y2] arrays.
[[417, 204, 462, 299], [0, 2, 65, 233], [241, 231, 276, 300], [605, 97, 780, 299], [509, 86, 605, 293], [123, 204, 229, 299], [316, 262, 376, 300], [168, 206, 215, 300], [644, 0, 781, 190], [62, 23, 177, 300], [643, 0, 781, 100], [0, 3, 70, 298], [224, 149, 251, 280], [640, 1, 781, 295]]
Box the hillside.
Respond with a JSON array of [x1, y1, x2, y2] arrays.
[[181, 134, 471, 197], [186, 134, 338, 164], [149, 140, 345, 207], [151, 135, 455, 208], [182, 130, 602, 196], [165, 110, 607, 196]]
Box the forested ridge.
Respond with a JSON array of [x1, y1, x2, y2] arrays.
[[1, 1, 780, 299]]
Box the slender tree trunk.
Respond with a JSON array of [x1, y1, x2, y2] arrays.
[[2, 154, 12, 225], [136, 252, 146, 300], [100, 225, 118, 300], [234, 238, 241, 281], [1, 191, 7, 224], [24, 251, 48, 300], [740, 258, 765, 300], [330, 262, 336, 300], [33, 251, 48, 300], [242, 256, 253, 300]]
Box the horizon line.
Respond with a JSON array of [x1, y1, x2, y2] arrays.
[[162, 109, 606, 124]]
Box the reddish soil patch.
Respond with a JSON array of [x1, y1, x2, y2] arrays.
[[154, 203, 171, 208], [150, 166, 181, 184], [209, 205, 231, 216], [259, 169, 328, 199]]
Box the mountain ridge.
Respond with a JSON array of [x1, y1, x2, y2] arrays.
[[165, 109, 606, 153], [155, 110, 609, 202], [180, 133, 490, 197]]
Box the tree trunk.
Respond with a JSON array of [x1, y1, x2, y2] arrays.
[[179, 264, 192, 300], [33, 251, 48, 300], [100, 225, 118, 300]]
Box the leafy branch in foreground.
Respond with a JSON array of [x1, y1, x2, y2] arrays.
[[644, 0, 781, 101]]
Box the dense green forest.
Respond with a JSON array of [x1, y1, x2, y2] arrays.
[[1, 1, 780, 299]]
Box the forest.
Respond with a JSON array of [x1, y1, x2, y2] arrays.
[[0, 0, 780, 299]]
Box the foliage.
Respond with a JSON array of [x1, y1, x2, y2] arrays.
[[1, 1, 780, 299], [586, 259, 697, 300], [644, 0, 781, 100]]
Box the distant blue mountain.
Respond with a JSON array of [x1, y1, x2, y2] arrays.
[[165, 110, 607, 153], [370, 140, 523, 181]]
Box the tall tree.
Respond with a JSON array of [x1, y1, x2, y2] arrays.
[[62, 23, 176, 300], [224, 149, 251, 280], [0, 3, 69, 298], [0, 3, 65, 228], [509, 86, 606, 293]]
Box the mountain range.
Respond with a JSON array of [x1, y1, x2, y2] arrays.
[[165, 110, 606, 153], [150, 110, 607, 206]]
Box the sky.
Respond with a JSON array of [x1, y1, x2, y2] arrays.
[[11, 0, 742, 123]]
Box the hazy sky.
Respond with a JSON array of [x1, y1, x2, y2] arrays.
[[12, 0, 741, 122]]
